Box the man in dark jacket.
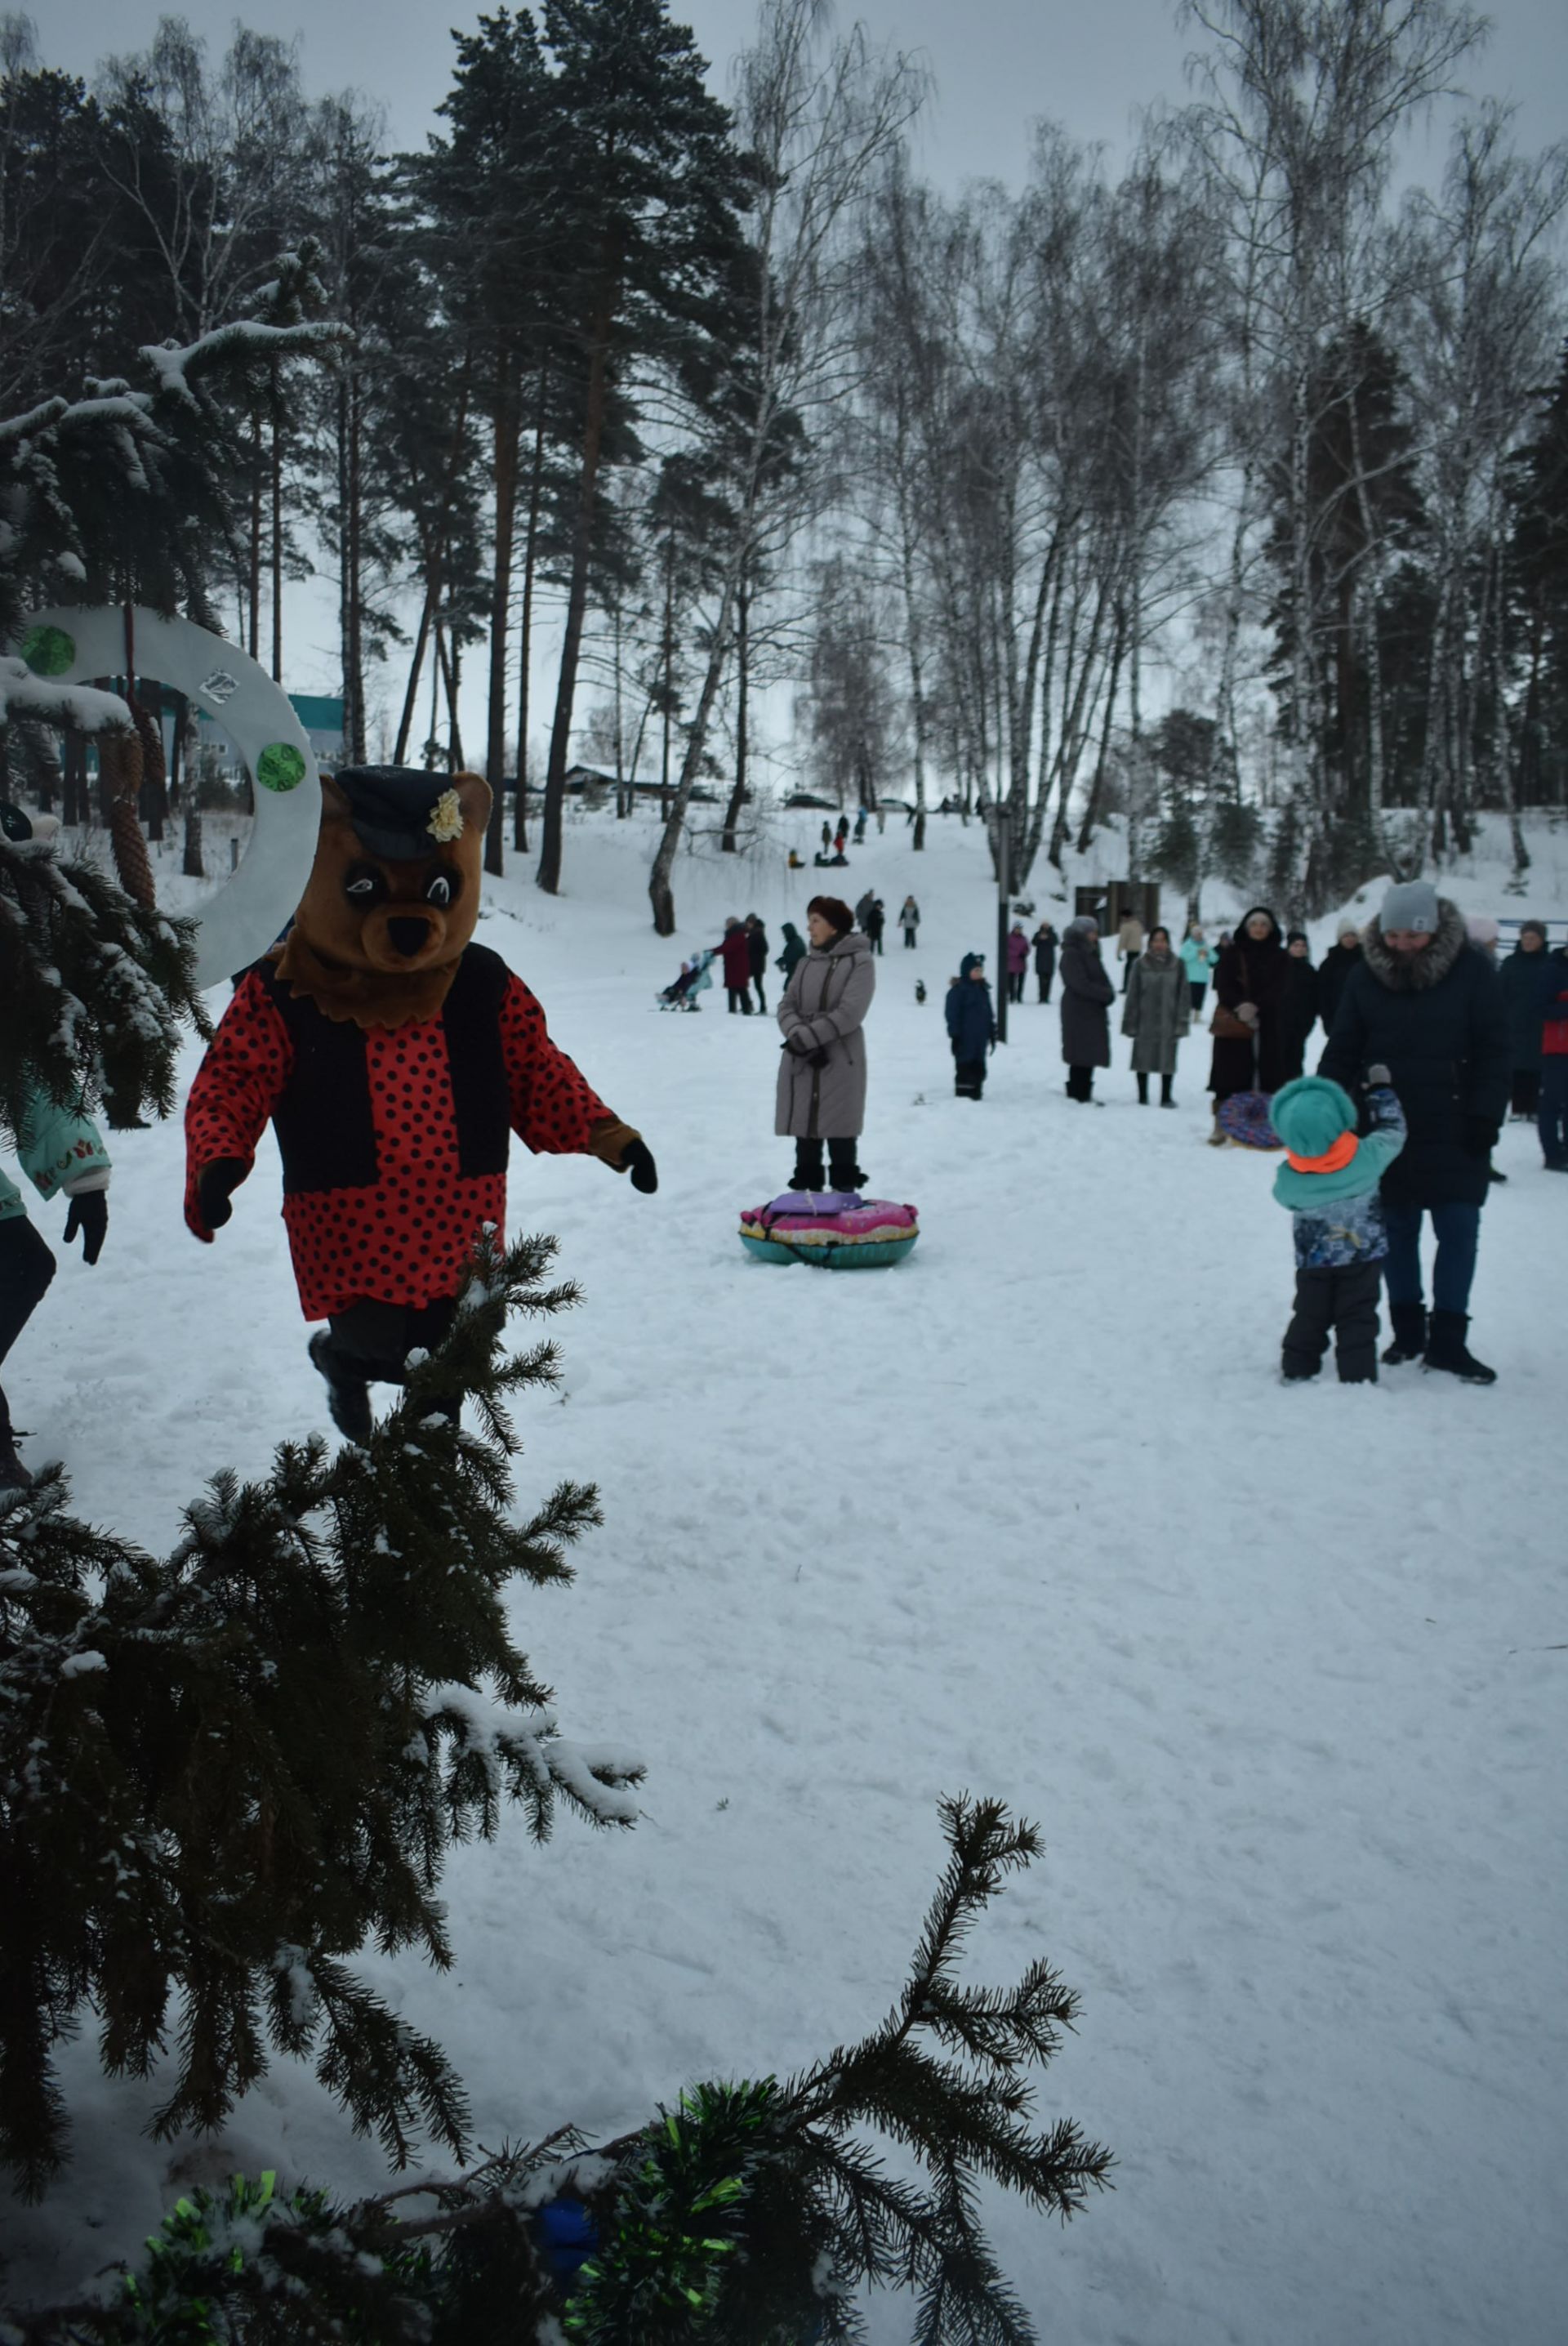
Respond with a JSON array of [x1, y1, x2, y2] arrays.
[[1319, 881, 1508, 1383], [1316, 925, 1362, 1032], [946, 953, 996, 1098]]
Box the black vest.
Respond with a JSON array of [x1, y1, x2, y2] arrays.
[[249, 943, 512, 1194]]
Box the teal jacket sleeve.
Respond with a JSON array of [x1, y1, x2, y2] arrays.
[[14, 1086, 112, 1206]]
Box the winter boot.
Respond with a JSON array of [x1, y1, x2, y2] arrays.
[[1423, 1310, 1497, 1385], [1380, 1301, 1427, 1366], [309, 1331, 375, 1443]]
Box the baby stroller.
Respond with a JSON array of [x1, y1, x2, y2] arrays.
[[657, 946, 716, 1010]]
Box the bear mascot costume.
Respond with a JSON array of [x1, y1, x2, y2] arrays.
[[185, 766, 655, 1438]]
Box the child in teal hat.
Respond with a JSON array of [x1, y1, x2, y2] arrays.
[[1272, 1068, 1406, 1383]]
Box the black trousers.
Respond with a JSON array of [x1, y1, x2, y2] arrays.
[[751, 975, 768, 1011], [1510, 1068, 1539, 1117], [1007, 971, 1025, 1001], [1189, 983, 1206, 1014], [727, 985, 752, 1014], [316, 1295, 461, 1398], [903, 928, 917, 948], [1066, 1064, 1094, 1101], [1037, 975, 1053, 1003], [0, 1216, 57, 1436], [791, 1136, 864, 1188], [1281, 1262, 1382, 1383], [954, 1057, 985, 1099]]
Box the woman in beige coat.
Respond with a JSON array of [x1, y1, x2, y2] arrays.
[[776, 895, 875, 1192]]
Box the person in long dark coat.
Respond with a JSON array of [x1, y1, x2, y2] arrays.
[[1208, 906, 1289, 1135], [1278, 931, 1320, 1082], [1032, 921, 1057, 1003], [776, 921, 806, 983], [1499, 917, 1549, 1117], [1319, 881, 1509, 1383], [745, 913, 770, 1012], [1059, 917, 1116, 1102], [1121, 927, 1190, 1104], [1316, 925, 1362, 1033], [946, 952, 997, 1098]]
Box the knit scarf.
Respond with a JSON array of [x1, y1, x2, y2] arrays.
[[1285, 1129, 1358, 1175]]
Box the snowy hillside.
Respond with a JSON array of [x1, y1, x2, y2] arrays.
[[3, 803, 1566, 2344]]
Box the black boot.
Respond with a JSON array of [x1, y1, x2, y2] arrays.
[[1423, 1310, 1497, 1385], [1381, 1301, 1427, 1366], [309, 1331, 374, 1442], [1137, 1073, 1149, 1104]]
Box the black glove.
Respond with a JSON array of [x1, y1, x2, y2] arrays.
[[61, 1189, 108, 1265], [197, 1157, 249, 1232], [622, 1137, 658, 1194], [784, 1032, 817, 1056], [1462, 1115, 1499, 1161]]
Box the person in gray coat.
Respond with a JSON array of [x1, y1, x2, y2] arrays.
[[1059, 917, 1116, 1102], [1121, 926, 1191, 1105], [776, 894, 875, 1190]]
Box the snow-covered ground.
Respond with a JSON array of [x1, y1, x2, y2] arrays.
[[4, 805, 1566, 2344]]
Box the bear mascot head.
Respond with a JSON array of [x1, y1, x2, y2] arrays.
[[273, 766, 492, 1028]]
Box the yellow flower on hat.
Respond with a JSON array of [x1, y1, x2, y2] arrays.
[[426, 787, 464, 844]]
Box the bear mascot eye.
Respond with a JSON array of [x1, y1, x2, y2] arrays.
[[343, 861, 389, 907], [425, 871, 460, 910]]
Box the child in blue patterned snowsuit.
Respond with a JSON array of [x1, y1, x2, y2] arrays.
[[1272, 1069, 1406, 1383]]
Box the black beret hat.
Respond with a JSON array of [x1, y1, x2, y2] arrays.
[[331, 766, 467, 861]]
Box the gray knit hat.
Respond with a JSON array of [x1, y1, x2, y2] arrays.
[[1379, 879, 1438, 934]]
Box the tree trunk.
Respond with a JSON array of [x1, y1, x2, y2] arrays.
[[720, 571, 750, 852], [539, 270, 617, 895], [248, 408, 263, 661], [178, 698, 205, 879], [270, 363, 284, 684], [62, 729, 87, 826], [436, 624, 464, 770], [102, 732, 155, 908], [648, 566, 739, 935], [340, 371, 368, 765], [484, 360, 520, 876], [395, 585, 435, 767], [394, 359, 474, 765], [513, 364, 549, 852]]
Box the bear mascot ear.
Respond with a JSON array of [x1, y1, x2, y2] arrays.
[[274, 766, 498, 1029], [450, 771, 492, 836]]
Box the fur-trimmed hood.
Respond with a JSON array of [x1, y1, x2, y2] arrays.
[[1361, 895, 1469, 992]]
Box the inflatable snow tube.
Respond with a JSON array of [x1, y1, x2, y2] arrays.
[[1217, 1089, 1282, 1149], [740, 1190, 919, 1269]]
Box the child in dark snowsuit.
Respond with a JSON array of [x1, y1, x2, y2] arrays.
[[946, 953, 996, 1099], [1271, 1070, 1405, 1383]]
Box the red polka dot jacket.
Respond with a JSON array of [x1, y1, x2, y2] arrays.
[[185, 945, 618, 1320]]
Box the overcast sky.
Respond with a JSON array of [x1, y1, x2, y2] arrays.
[[38, 0, 1568, 193]]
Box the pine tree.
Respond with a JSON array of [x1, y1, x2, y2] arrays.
[[533, 0, 751, 897], [0, 825, 208, 1142], [7, 1800, 1111, 2344], [0, 1230, 640, 2200]]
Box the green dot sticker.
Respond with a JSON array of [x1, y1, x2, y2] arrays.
[[21, 624, 75, 677], [256, 741, 306, 794]]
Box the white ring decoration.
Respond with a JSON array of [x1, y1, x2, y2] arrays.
[[19, 605, 321, 990]]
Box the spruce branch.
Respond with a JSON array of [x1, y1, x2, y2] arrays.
[[0, 1233, 635, 2196]]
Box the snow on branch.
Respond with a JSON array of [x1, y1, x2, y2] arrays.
[[0, 658, 131, 736], [140, 315, 354, 404]]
